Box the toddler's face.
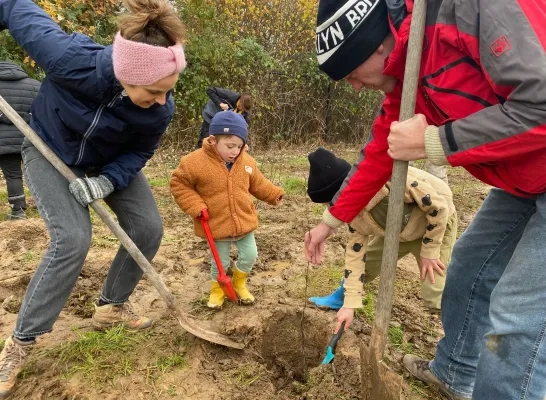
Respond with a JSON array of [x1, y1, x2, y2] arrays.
[[212, 135, 245, 163]]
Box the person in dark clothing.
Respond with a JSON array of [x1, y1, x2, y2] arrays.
[[0, 0, 187, 396], [196, 86, 252, 148], [0, 61, 40, 220]]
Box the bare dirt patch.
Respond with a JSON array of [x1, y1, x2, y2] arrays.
[[0, 147, 488, 399]]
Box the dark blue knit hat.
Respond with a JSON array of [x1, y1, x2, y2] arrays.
[[209, 111, 248, 143]]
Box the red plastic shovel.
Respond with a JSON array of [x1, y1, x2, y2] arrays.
[[198, 209, 238, 303]]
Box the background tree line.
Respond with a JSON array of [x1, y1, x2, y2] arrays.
[[0, 0, 383, 149]]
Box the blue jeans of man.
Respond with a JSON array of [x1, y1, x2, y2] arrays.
[[429, 188, 546, 399], [14, 140, 163, 339]]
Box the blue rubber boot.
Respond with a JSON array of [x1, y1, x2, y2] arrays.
[[309, 280, 344, 310]]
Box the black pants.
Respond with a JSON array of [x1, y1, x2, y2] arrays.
[[196, 120, 210, 149], [0, 152, 26, 210]]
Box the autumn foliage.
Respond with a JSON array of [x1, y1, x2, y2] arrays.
[[0, 0, 382, 147]]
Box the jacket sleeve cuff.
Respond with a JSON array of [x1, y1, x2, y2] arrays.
[[343, 295, 363, 309], [322, 208, 344, 229], [190, 204, 208, 219], [100, 172, 120, 190], [424, 125, 449, 166], [273, 187, 285, 205], [419, 246, 441, 260]]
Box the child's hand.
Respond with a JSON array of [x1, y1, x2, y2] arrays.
[[304, 222, 335, 264], [420, 257, 446, 284], [335, 307, 354, 332], [198, 208, 209, 220], [220, 102, 229, 111]]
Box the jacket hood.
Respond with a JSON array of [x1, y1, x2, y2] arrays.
[[0, 61, 29, 81]]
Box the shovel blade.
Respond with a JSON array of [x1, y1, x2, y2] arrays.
[[361, 342, 404, 400], [321, 347, 335, 365], [173, 309, 244, 349]]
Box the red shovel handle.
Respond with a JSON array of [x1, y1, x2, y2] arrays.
[[200, 208, 210, 221], [198, 209, 238, 303], [198, 209, 227, 278]]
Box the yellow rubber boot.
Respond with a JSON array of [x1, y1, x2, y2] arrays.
[[207, 281, 225, 310], [232, 267, 255, 305]]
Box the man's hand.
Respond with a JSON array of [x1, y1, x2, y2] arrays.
[[420, 257, 446, 284], [69, 175, 114, 207], [388, 114, 428, 161], [304, 221, 335, 264], [335, 307, 354, 332], [219, 102, 229, 111]]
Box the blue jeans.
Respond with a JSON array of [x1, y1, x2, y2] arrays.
[[430, 188, 546, 399], [14, 141, 163, 338], [210, 232, 257, 280]]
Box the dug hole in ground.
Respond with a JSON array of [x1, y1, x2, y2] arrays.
[[0, 147, 489, 400]]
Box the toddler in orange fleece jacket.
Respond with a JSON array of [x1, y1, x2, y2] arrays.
[[170, 111, 284, 309]]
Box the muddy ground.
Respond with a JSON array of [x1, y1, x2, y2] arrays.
[[0, 146, 489, 399]]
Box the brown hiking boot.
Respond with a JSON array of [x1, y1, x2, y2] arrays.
[[403, 354, 470, 400], [0, 336, 33, 399], [92, 302, 153, 330]]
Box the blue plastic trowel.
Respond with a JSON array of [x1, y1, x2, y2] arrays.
[[321, 321, 346, 364]]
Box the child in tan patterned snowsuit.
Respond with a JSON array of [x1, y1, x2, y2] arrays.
[[307, 148, 457, 324]]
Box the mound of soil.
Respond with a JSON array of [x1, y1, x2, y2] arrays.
[[305, 352, 361, 400], [0, 219, 48, 255], [0, 154, 469, 400]]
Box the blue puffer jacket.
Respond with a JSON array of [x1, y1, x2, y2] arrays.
[[0, 0, 175, 189]]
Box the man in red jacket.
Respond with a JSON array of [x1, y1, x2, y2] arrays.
[[305, 1, 546, 399]]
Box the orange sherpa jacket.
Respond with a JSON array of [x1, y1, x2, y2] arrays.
[[170, 138, 284, 239]]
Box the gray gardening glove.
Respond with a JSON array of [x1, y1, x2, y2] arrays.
[[69, 175, 114, 207]]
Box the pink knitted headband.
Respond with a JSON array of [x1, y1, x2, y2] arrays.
[[112, 32, 186, 86]]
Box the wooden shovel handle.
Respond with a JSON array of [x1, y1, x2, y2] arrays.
[[371, 0, 428, 357], [0, 95, 244, 349]]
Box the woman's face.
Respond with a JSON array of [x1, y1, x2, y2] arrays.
[[121, 73, 179, 108]]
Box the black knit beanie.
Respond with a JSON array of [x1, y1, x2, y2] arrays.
[[307, 148, 352, 203], [316, 0, 391, 81]]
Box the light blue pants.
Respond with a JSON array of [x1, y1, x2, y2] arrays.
[[210, 232, 257, 280], [430, 188, 546, 399]]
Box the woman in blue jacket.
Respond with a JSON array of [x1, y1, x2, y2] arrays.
[[0, 0, 186, 395]]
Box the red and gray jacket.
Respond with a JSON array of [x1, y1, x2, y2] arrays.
[[324, 0, 546, 228]]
